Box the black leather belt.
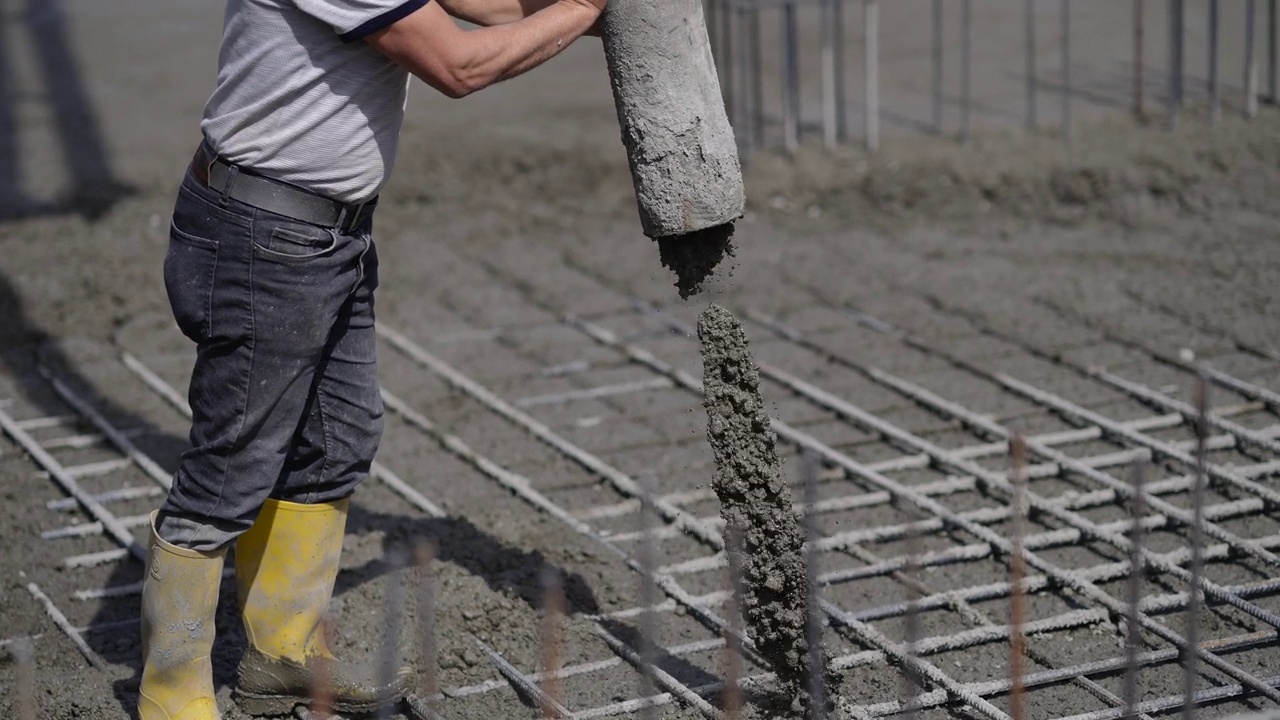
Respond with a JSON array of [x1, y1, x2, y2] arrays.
[[191, 143, 376, 234]]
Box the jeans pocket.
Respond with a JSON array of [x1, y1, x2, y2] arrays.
[[165, 224, 219, 342], [253, 222, 339, 262]]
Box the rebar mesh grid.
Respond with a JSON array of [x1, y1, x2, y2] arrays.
[[3, 268, 1279, 719]]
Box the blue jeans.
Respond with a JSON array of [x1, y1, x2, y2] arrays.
[[156, 165, 383, 551]]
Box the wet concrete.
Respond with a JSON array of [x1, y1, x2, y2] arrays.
[[699, 304, 814, 713], [657, 222, 737, 299]]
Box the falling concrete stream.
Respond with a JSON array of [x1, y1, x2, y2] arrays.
[[699, 304, 817, 714]]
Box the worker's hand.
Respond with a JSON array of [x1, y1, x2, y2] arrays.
[[583, 15, 604, 37], [564, 0, 607, 15]]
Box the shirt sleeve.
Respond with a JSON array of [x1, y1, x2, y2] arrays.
[[293, 0, 432, 43]]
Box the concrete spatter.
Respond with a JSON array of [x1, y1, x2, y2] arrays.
[[656, 222, 736, 299], [698, 304, 817, 715]]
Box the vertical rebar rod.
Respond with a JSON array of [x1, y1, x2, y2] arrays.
[[415, 542, 441, 716], [638, 482, 659, 720], [961, 0, 973, 141], [865, 0, 880, 152], [1182, 374, 1210, 720], [1009, 433, 1030, 720], [1026, 0, 1038, 128], [736, 0, 753, 158], [14, 638, 34, 720], [1246, 0, 1259, 117], [722, 525, 747, 719], [783, 0, 800, 152], [1122, 463, 1148, 720], [822, 0, 839, 148], [1210, 0, 1221, 124], [1061, 0, 1072, 140], [377, 548, 408, 720], [902, 503, 923, 720], [803, 451, 828, 720], [1170, 0, 1184, 129], [1136, 0, 1146, 119], [540, 568, 567, 718], [751, 0, 765, 148], [310, 617, 336, 720], [933, 0, 944, 134], [1270, 0, 1278, 102], [834, 0, 849, 139]]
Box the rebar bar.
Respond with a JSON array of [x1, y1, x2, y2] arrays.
[[751, 0, 765, 148], [594, 624, 723, 719], [638, 480, 660, 720], [1123, 463, 1148, 720], [415, 542, 440, 716], [376, 549, 408, 720], [539, 568, 567, 718], [900, 506, 922, 720], [834, 0, 848, 139], [1009, 434, 1029, 720], [25, 583, 104, 669], [961, 0, 973, 141], [310, 616, 336, 720], [1182, 373, 1210, 720], [1211, 0, 1222, 124], [1026, 0, 1037, 127], [735, 0, 753, 158], [865, 0, 879, 152], [822, 0, 838, 148], [803, 451, 828, 720], [1136, 0, 1146, 118], [1170, 0, 1184, 129], [1247, 0, 1260, 116], [476, 638, 574, 718], [14, 638, 34, 720], [1061, 0, 1071, 140], [783, 0, 800, 152], [1271, 0, 1279, 101], [932, 0, 944, 135]]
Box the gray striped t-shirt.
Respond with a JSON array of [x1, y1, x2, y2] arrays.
[[201, 0, 429, 204]]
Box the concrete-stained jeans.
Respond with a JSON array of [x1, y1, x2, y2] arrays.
[[156, 163, 382, 551]]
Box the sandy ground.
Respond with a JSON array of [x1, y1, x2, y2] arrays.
[[2, 1, 1280, 719]]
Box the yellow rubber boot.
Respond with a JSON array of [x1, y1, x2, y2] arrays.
[[139, 512, 226, 720], [233, 497, 410, 716]]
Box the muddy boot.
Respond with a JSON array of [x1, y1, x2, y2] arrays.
[[139, 512, 226, 720], [233, 498, 411, 716]]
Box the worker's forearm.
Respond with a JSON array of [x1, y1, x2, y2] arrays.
[[436, 0, 557, 26], [443, 1, 597, 93]]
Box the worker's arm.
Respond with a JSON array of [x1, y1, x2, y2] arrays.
[[433, 0, 554, 26], [365, 0, 603, 98]]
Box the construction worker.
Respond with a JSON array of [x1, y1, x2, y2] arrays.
[[139, 0, 607, 717]]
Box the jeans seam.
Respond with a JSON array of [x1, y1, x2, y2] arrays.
[[204, 242, 219, 339], [206, 210, 257, 519], [312, 370, 336, 505]]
